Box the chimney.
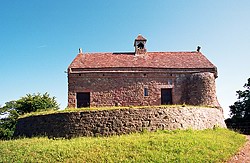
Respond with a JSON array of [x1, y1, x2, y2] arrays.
[[197, 46, 201, 52], [79, 48, 83, 53]]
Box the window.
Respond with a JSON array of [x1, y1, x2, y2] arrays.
[[137, 42, 144, 49], [144, 88, 149, 96], [168, 79, 173, 85]]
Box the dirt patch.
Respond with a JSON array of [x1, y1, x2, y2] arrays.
[[227, 135, 250, 163]]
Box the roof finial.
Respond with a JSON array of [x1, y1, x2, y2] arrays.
[[197, 46, 201, 52], [79, 48, 82, 53]]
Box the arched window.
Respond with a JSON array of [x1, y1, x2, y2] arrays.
[[137, 42, 144, 49]]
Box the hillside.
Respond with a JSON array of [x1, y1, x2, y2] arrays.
[[0, 128, 246, 162]]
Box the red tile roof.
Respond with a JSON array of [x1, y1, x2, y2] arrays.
[[68, 52, 216, 69]]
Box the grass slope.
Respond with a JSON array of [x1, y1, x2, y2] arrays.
[[0, 128, 246, 162], [20, 105, 214, 118]]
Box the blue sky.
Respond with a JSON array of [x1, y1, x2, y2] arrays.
[[0, 1, 249, 118]]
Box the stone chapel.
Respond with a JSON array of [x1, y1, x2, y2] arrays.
[[67, 34, 219, 108]]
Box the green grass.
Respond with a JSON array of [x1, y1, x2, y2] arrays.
[[20, 105, 216, 118], [0, 128, 246, 162]]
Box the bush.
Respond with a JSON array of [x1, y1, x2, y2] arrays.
[[15, 92, 59, 114], [0, 92, 59, 140]]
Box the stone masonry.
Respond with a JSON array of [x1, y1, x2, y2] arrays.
[[68, 71, 220, 108], [14, 107, 226, 138]]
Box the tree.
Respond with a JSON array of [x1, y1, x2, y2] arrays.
[[229, 78, 250, 119], [15, 92, 59, 114], [0, 92, 59, 139], [0, 109, 18, 139]]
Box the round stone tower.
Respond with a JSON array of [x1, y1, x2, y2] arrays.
[[182, 72, 220, 108]]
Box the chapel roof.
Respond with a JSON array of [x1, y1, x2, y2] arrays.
[[68, 51, 216, 69]]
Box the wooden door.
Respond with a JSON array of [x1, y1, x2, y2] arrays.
[[76, 92, 90, 108], [161, 89, 172, 105]]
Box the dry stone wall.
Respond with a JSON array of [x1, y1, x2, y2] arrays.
[[14, 107, 226, 138]]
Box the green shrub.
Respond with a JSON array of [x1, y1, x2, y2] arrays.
[[0, 92, 59, 140]]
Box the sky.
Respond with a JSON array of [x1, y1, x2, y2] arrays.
[[0, 0, 250, 118]]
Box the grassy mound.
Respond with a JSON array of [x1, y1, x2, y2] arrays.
[[0, 128, 246, 162], [20, 105, 215, 118]]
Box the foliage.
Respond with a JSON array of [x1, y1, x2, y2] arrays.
[[0, 128, 246, 162], [15, 92, 59, 115], [0, 93, 59, 140], [230, 78, 250, 119], [0, 110, 18, 140]]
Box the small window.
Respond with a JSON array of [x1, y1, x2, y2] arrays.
[[144, 88, 149, 96], [168, 79, 173, 85]]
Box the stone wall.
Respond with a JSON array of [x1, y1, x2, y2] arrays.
[[68, 70, 219, 108], [14, 107, 226, 138], [68, 71, 175, 107], [179, 72, 220, 107]]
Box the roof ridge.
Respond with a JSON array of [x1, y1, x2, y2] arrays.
[[79, 51, 200, 55], [147, 51, 199, 53]]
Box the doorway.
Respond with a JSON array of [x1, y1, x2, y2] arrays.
[[161, 89, 172, 105], [76, 92, 90, 108]]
